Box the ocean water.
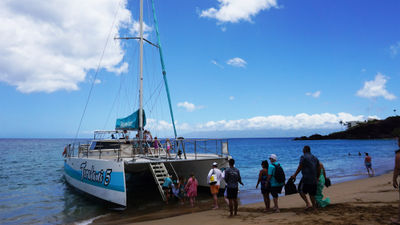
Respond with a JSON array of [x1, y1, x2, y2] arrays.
[[0, 138, 398, 224]]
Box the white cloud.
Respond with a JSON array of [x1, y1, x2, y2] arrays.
[[356, 73, 396, 100], [305, 91, 321, 98], [177, 101, 203, 112], [108, 62, 129, 75], [200, 0, 278, 24], [147, 112, 371, 132], [94, 79, 101, 84], [130, 21, 153, 39], [226, 57, 247, 67], [229, 96, 235, 100], [211, 60, 224, 68], [390, 42, 400, 57], [0, 0, 133, 93]]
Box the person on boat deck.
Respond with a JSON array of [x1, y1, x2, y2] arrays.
[[207, 162, 223, 209], [111, 134, 115, 139], [144, 130, 153, 147], [166, 138, 172, 158], [154, 137, 160, 155], [119, 130, 129, 140], [162, 175, 173, 204]]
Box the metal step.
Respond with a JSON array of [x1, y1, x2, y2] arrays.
[[148, 162, 170, 201]]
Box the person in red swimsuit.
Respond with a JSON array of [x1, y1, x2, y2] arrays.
[[364, 152, 374, 176]]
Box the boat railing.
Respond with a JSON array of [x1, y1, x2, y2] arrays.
[[177, 138, 229, 160], [64, 138, 229, 161]]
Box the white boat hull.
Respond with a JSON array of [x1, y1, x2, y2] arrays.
[[64, 158, 127, 206]]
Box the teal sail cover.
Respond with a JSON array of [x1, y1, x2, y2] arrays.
[[115, 110, 146, 130]]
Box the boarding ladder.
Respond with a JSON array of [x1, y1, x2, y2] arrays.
[[149, 162, 171, 201]]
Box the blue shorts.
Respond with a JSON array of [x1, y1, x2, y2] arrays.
[[365, 162, 372, 168]]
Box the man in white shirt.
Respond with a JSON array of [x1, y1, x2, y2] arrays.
[[207, 162, 223, 209]]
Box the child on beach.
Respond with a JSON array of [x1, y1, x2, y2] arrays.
[[256, 160, 269, 211], [365, 153, 375, 176], [178, 177, 186, 204], [185, 173, 198, 207], [172, 180, 180, 199]]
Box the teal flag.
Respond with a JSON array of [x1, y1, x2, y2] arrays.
[[115, 110, 146, 130]]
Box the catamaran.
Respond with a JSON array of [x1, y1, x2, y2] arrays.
[[63, 0, 231, 207]]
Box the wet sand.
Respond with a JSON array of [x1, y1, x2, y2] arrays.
[[92, 172, 399, 225]]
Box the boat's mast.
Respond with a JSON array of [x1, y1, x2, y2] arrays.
[[138, 0, 144, 140], [151, 0, 178, 139]]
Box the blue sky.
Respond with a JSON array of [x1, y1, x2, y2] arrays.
[[0, 0, 399, 138]]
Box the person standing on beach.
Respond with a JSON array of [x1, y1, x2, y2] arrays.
[[315, 162, 330, 208], [185, 173, 198, 207], [162, 175, 173, 204], [256, 160, 269, 211], [267, 154, 285, 213], [225, 158, 244, 216], [291, 145, 320, 210], [222, 169, 229, 205], [207, 162, 223, 209], [391, 137, 400, 224], [364, 153, 375, 176]]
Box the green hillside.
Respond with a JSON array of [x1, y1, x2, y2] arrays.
[[295, 116, 400, 140]]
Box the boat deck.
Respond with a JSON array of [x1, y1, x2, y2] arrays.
[[66, 138, 230, 165], [72, 151, 226, 164]]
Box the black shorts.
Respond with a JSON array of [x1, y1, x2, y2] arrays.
[[268, 186, 283, 198], [298, 179, 317, 196], [162, 186, 171, 191], [261, 187, 268, 195], [227, 187, 238, 199]]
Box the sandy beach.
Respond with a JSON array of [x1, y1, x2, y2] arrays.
[[91, 172, 399, 225]]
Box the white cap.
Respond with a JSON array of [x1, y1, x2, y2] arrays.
[[269, 154, 277, 160], [212, 162, 218, 166]]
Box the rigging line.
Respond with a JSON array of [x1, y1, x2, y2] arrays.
[[146, 84, 163, 135], [144, 80, 163, 107], [102, 72, 124, 130], [151, 0, 177, 138], [73, 0, 122, 141], [147, 82, 164, 115]]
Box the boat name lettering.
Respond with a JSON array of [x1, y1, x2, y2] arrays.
[[80, 162, 112, 186]]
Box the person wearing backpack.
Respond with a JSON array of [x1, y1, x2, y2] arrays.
[[207, 162, 223, 209], [266, 154, 285, 213]]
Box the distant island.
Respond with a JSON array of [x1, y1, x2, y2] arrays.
[[295, 116, 400, 140]]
